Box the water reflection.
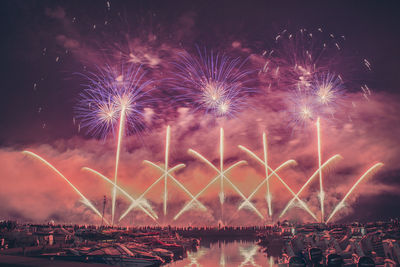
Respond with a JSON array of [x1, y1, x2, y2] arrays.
[[168, 239, 273, 267]]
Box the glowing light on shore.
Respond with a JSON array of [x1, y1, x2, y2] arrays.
[[174, 128, 263, 221], [22, 151, 109, 225], [326, 162, 384, 223]]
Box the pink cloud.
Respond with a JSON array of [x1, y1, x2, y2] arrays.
[[1, 91, 398, 225]]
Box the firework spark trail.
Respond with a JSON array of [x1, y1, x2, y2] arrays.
[[317, 117, 325, 222], [237, 132, 297, 216], [219, 127, 224, 204], [142, 161, 207, 213], [119, 126, 206, 221], [279, 154, 343, 219], [82, 167, 158, 221], [164, 124, 170, 215], [174, 128, 263, 220], [119, 163, 186, 221], [173, 159, 246, 220], [144, 126, 206, 216], [326, 163, 384, 223], [112, 109, 125, 225], [238, 145, 317, 220], [22, 151, 109, 225], [236, 158, 296, 210], [263, 133, 272, 217]]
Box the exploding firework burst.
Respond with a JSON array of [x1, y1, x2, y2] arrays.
[[259, 28, 373, 127], [261, 28, 346, 91], [288, 72, 345, 126], [172, 47, 254, 117], [75, 64, 154, 139], [312, 72, 344, 105], [287, 90, 318, 126]]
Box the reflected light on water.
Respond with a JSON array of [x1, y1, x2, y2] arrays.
[[167, 240, 274, 267]]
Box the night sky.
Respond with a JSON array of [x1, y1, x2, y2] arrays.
[[0, 0, 399, 225]]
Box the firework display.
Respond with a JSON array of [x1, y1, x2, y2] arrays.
[[171, 48, 254, 118], [3, 5, 393, 228], [21, 32, 385, 225], [3, 2, 400, 266], [75, 64, 153, 139], [24, 121, 382, 224], [0, 0, 400, 267], [75, 64, 153, 225], [37, 30, 380, 225]]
